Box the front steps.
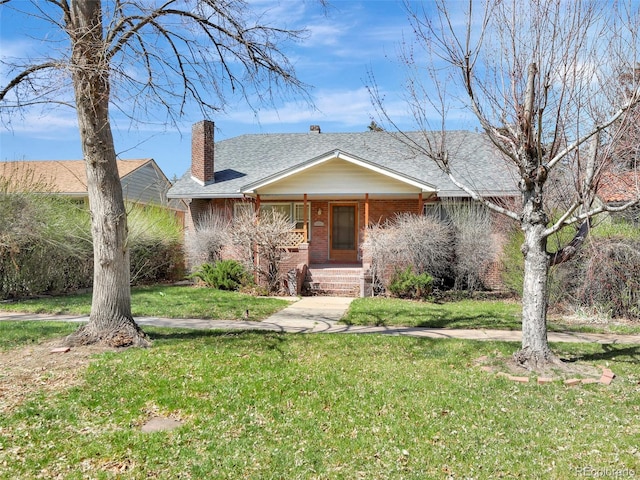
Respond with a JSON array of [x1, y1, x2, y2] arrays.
[[304, 264, 364, 297]]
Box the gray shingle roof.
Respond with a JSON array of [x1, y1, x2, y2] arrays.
[[167, 130, 519, 199]]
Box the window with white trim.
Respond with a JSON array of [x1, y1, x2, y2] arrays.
[[260, 202, 311, 241]]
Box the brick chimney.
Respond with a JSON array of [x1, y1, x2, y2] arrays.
[[191, 120, 214, 185]]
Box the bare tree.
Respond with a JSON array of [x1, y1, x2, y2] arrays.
[[370, 0, 640, 369], [230, 208, 295, 294], [0, 0, 310, 347]]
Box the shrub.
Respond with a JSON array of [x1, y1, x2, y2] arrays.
[[189, 260, 250, 291], [364, 213, 454, 292], [444, 201, 499, 291], [230, 208, 295, 294], [184, 209, 231, 268], [388, 267, 433, 300], [0, 179, 94, 298], [128, 203, 184, 284], [557, 236, 640, 320], [500, 226, 524, 296], [0, 179, 184, 298]]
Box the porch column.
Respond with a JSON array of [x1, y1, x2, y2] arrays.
[[303, 193, 308, 242], [253, 194, 260, 283], [418, 193, 423, 214], [364, 193, 369, 239]]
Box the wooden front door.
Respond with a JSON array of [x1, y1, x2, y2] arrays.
[[330, 203, 358, 262]]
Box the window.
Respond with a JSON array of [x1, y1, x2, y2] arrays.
[[423, 202, 449, 222], [294, 204, 310, 233], [260, 202, 311, 241]]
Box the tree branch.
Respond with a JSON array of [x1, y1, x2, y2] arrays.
[[0, 62, 62, 101]]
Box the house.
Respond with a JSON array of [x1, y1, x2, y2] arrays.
[[0, 158, 186, 211], [168, 120, 519, 295]]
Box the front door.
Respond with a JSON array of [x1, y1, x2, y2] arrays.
[[330, 203, 358, 262]]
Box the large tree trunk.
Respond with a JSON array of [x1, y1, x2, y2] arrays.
[[63, 0, 149, 348], [513, 222, 557, 369]]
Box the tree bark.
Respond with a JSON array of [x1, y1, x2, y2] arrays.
[[513, 222, 557, 369], [63, 0, 149, 348]]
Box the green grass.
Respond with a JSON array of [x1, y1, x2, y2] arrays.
[[344, 297, 640, 335], [0, 321, 80, 351], [1, 321, 639, 479], [2, 287, 638, 335], [344, 297, 522, 329], [0, 285, 290, 320]]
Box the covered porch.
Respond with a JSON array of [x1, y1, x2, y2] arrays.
[[240, 149, 439, 296]]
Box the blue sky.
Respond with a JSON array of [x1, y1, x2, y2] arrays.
[[0, 1, 472, 180]]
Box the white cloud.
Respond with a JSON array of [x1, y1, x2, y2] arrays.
[[1, 109, 77, 136], [224, 86, 413, 130]]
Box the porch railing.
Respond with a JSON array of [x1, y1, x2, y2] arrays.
[[280, 228, 308, 248]]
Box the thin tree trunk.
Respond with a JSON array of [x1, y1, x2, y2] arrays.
[[63, 0, 149, 348]]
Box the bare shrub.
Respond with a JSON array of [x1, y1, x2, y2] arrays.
[[561, 237, 640, 320], [184, 210, 231, 269], [230, 208, 295, 294], [444, 201, 498, 291], [365, 213, 454, 292]]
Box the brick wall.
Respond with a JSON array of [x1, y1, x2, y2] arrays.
[[309, 200, 329, 264]]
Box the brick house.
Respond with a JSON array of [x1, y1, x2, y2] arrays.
[[168, 120, 519, 296]]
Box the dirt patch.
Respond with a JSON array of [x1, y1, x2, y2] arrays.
[[0, 339, 116, 414], [473, 353, 604, 384]]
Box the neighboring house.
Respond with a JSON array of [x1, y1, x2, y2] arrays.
[[168, 120, 520, 295], [596, 169, 640, 225], [0, 158, 186, 211]]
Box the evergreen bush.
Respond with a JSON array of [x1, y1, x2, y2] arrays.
[[388, 267, 434, 300], [189, 259, 250, 291]]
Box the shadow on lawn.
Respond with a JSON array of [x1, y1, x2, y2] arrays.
[[351, 306, 521, 330], [146, 328, 286, 341], [146, 328, 290, 355], [566, 344, 640, 364]]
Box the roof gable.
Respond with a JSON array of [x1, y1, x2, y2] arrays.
[[241, 150, 437, 196]]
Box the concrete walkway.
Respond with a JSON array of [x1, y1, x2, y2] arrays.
[[2, 296, 640, 345]]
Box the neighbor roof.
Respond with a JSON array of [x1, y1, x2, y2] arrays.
[[168, 130, 519, 199], [0, 159, 151, 195], [597, 170, 640, 203]]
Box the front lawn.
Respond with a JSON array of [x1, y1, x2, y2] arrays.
[[1, 322, 638, 479], [0, 285, 291, 320], [344, 297, 640, 335]]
